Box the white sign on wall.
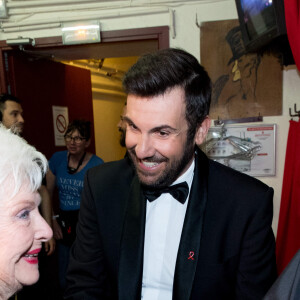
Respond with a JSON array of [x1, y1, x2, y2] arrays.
[[202, 124, 276, 177], [52, 106, 69, 146]]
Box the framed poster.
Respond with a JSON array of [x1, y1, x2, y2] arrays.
[[200, 19, 283, 120], [201, 124, 276, 177]]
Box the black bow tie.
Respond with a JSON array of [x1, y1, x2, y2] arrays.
[[143, 182, 189, 204]]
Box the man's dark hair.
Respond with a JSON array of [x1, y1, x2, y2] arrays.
[[0, 94, 21, 121], [64, 119, 91, 140], [122, 48, 212, 142]]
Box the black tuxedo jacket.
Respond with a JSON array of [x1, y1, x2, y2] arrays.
[[65, 150, 276, 300]]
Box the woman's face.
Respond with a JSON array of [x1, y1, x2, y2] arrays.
[[65, 129, 90, 155], [0, 184, 52, 295]]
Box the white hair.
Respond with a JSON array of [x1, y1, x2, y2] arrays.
[[0, 124, 47, 198]]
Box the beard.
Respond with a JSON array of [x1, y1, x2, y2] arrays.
[[10, 123, 23, 135], [128, 138, 195, 189]]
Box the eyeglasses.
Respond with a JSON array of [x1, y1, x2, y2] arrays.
[[64, 135, 86, 144]]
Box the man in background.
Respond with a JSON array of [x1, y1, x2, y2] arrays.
[[0, 93, 24, 135]]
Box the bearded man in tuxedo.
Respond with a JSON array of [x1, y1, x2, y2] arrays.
[[65, 48, 276, 300]]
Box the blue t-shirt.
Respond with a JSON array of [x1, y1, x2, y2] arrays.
[[49, 150, 104, 211]]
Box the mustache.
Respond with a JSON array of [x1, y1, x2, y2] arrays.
[[128, 148, 168, 163]]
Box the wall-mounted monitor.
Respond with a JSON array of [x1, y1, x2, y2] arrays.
[[235, 0, 287, 52]]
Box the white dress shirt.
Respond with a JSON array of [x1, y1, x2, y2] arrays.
[[141, 159, 195, 300]]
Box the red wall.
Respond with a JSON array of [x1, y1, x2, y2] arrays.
[[8, 51, 95, 159]]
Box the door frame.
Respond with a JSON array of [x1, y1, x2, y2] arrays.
[[0, 26, 169, 93]]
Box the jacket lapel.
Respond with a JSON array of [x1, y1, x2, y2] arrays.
[[118, 175, 146, 300], [173, 150, 209, 300]]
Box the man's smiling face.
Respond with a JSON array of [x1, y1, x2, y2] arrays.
[[124, 86, 196, 188]]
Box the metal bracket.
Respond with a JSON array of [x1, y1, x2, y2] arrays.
[[214, 115, 263, 126]]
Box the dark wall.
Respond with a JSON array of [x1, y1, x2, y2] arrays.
[[8, 51, 95, 159]]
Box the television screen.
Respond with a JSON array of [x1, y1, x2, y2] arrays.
[[235, 0, 287, 52], [241, 0, 276, 40]]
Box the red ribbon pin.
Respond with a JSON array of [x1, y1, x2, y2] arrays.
[[188, 251, 195, 260]]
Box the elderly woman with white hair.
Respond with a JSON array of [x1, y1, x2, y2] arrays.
[[0, 125, 52, 299]]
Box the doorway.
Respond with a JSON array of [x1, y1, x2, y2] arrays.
[[0, 26, 169, 161]]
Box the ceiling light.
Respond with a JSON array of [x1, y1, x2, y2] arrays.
[[61, 20, 100, 45]]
